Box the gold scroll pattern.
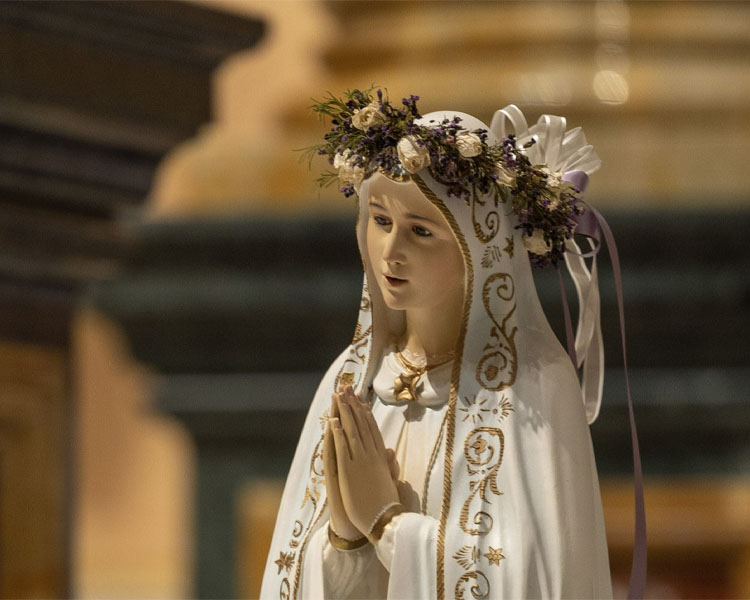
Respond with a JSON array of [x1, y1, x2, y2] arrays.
[[456, 570, 491, 600], [471, 187, 501, 244], [476, 273, 518, 391], [459, 427, 505, 536], [453, 423, 506, 600], [281, 424, 328, 599], [334, 284, 373, 392]]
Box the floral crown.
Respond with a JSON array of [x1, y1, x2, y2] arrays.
[[304, 88, 588, 268]]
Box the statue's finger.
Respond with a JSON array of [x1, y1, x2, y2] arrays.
[[387, 448, 400, 480], [363, 405, 388, 458], [335, 396, 363, 458], [345, 387, 375, 454], [330, 417, 351, 461]]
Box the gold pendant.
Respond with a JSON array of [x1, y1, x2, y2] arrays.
[[394, 369, 424, 403]]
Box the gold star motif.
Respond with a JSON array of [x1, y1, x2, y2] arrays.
[[460, 395, 492, 424], [275, 551, 295, 574], [319, 409, 330, 430], [484, 546, 505, 566]]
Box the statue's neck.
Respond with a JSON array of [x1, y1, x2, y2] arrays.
[[401, 293, 463, 359]]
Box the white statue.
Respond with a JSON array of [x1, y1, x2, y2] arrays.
[[261, 89, 640, 599]]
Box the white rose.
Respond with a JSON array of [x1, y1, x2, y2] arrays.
[[540, 167, 564, 210], [495, 162, 516, 187], [351, 102, 387, 131], [333, 149, 364, 185], [547, 192, 561, 211], [540, 166, 563, 187], [397, 136, 431, 173], [339, 162, 364, 186], [455, 131, 483, 157], [522, 229, 551, 255], [333, 149, 351, 169]]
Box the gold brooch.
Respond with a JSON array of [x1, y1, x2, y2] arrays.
[[394, 350, 454, 403]]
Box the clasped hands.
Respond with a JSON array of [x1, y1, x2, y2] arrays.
[[323, 386, 416, 542]]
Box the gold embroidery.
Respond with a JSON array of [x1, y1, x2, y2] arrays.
[[351, 323, 372, 345], [318, 409, 330, 431], [412, 174, 474, 600], [484, 547, 505, 566], [338, 371, 355, 390], [476, 273, 518, 391], [480, 245, 503, 269], [494, 395, 513, 420], [280, 578, 290, 600], [289, 521, 303, 548], [460, 428, 504, 536], [460, 395, 492, 425], [470, 186, 501, 243], [360, 292, 371, 312], [292, 497, 327, 599], [455, 571, 490, 600], [454, 544, 480, 569], [275, 551, 294, 574], [335, 329, 371, 391], [503, 237, 514, 258]]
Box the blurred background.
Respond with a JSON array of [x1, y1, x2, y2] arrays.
[[1, 1, 749, 598]]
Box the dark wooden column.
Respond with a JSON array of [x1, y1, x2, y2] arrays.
[[0, 3, 264, 597]]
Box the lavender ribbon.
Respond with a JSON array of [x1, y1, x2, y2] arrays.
[[558, 170, 648, 599]]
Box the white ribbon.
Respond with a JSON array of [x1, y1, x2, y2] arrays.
[[491, 105, 604, 422]]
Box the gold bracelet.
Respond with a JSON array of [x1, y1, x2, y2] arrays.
[[366, 503, 406, 544], [327, 524, 368, 550]]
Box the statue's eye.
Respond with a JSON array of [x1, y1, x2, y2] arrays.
[[413, 225, 432, 237], [373, 215, 391, 227]]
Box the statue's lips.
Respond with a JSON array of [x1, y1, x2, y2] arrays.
[[384, 274, 407, 287]]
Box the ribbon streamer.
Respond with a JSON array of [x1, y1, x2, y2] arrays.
[[561, 207, 648, 599]]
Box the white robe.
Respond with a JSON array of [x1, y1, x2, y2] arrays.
[[293, 347, 612, 599]]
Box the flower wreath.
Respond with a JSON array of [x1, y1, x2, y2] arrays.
[[303, 88, 590, 268]]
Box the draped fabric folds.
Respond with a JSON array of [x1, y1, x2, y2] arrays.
[[261, 108, 613, 599]]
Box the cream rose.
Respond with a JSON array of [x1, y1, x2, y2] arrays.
[[495, 162, 516, 187], [333, 150, 364, 186], [540, 166, 563, 188], [522, 229, 551, 255], [351, 102, 387, 131], [455, 131, 483, 158], [397, 136, 431, 173], [540, 167, 565, 210]]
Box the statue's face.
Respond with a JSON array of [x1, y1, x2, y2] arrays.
[[366, 175, 464, 313]]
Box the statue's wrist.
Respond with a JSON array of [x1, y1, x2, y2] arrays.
[[366, 502, 406, 545], [328, 522, 368, 550]]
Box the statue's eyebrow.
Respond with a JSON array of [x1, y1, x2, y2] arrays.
[[368, 200, 438, 226]]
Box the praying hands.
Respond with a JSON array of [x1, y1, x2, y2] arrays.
[[323, 387, 402, 540]]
